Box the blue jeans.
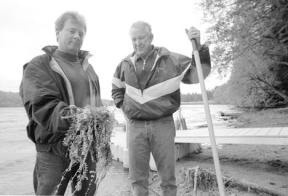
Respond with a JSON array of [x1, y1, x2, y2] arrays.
[[33, 150, 96, 195], [127, 116, 177, 196]]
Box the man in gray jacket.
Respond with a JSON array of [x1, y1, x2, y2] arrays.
[[112, 21, 211, 196]]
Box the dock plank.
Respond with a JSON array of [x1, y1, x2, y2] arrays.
[[112, 127, 288, 147], [266, 128, 282, 136], [175, 127, 288, 145], [279, 128, 288, 136]]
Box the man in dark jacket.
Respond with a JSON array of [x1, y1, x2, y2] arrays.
[[19, 11, 102, 196], [112, 21, 211, 196]]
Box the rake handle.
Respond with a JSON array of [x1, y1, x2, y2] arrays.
[[191, 39, 226, 196]]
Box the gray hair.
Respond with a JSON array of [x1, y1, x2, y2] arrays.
[[55, 11, 87, 33], [130, 21, 152, 35]]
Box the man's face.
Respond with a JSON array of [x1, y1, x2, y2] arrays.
[[56, 19, 86, 55], [130, 27, 153, 57]]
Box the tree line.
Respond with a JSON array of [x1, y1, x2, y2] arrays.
[[181, 91, 214, 102], [0, 90, 114, 107], [200, 0, 288, 108], [0, 90, 213, 107], [0, 91, 23, 107]]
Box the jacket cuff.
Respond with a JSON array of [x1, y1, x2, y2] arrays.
[[114, 99, 123, 108]]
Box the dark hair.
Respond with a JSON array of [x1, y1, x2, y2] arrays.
[[55, 11, 87, 33]]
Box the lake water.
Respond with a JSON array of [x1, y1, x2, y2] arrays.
[[113, 104, 237, 129], [0, 105, 236, 194]]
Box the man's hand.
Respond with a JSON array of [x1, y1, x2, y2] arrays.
[[185, 27, 201, 50]]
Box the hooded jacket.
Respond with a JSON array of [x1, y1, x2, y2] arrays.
[[112, 45, 211, 120], [19, 46, 102, 152]]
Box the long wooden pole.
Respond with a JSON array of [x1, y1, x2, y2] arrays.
[[191, 39, 226, 196]]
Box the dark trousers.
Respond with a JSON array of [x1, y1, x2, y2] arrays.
[[33, 151, 96, 196]]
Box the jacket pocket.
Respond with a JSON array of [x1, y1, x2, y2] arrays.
[[121, 96, 142, 119]]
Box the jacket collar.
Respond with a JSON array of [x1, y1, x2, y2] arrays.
[[123, 46, 170, 64], [42, 45, 90, 60]]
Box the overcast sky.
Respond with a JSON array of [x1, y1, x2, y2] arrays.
[[0, 0, 227, 99]]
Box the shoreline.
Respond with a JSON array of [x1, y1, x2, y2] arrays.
[[219, 106, 288, 128]]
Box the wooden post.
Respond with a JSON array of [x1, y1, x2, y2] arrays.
[[190, 39, 226, 196]]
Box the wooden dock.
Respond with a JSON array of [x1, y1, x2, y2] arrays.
[[175, 127, 288, 145], [110, 126, 288, 170]]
